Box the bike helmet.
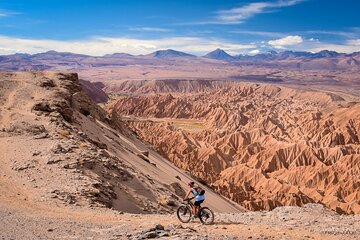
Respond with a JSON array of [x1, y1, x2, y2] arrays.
[[188, 181, 194, 187]]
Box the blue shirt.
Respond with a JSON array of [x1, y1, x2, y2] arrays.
[[192, 187, 205, 201]]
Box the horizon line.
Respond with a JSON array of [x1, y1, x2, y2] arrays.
[[2, 48, 359, 58]]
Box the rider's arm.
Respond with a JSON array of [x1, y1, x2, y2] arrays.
[[183, 188, 192, 200]]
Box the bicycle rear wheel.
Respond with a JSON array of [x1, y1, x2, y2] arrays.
[[177, 205, 192, 223], [199, 207, 214, 225]]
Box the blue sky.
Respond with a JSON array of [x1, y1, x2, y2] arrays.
[[0, 0, 360, 55]]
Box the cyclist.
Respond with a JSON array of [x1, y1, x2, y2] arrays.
[[183, 181, 205, 216]]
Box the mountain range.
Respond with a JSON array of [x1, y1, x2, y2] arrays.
[[3, 48, 360, 60], [1, 48, 360, 71]]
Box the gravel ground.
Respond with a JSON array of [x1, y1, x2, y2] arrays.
[[1, 203, 359, 240]]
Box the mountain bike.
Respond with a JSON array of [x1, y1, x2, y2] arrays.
[[176, 197, 214, 225]]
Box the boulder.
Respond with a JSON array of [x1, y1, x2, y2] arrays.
[[158, 196, 176, 207], [38, 78, 56, 88], [32, 102, 52, 112]]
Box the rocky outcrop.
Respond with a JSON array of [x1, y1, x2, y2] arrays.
[[79, 79, 109, 103]]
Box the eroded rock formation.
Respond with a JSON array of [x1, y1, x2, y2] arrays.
[[111, 82, 360, 214]]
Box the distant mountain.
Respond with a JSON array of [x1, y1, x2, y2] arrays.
[[32, 50, 90, 59], [147, 49, 195, 58], [274, 51, 312, 60], [311, 50, 342, 58], [235, 50, 349, 62], [349, 51, 360, 58], [236, 51, 312, 61], [231, 50, 360, 70], [103, 53, 134, 58], [11, 53, 31, 57], [204, 48, 234, 61]]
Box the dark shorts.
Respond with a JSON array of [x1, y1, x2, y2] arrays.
[[194, 199, 204, 206]]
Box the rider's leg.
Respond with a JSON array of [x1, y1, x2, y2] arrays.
[[194, 200, 204, 215], [194, 201, 200, 215], [191, 205, 196, 214]]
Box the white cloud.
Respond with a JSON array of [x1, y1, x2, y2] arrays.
[[305, 30, 357, 38], [216, 0, 304, 24], [267, 37, 360, 53], [268, 35, 303, 48], [1, 34, 359, 57], [248, 49, 260, 55], [129, 27, 171, 32], [230, 30, 285, 38], [347, 39, 360, 46], [0, 9, 20, 17], [0, 35, 255, 56]]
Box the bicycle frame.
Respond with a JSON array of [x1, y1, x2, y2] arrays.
[[183, 197, 199, 215]]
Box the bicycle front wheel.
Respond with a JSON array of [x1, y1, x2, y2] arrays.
[[199, 207, 214, 225], [176, 205, 192, 223]]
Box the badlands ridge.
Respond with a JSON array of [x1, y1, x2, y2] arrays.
[[110, 79, 360, 214]]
